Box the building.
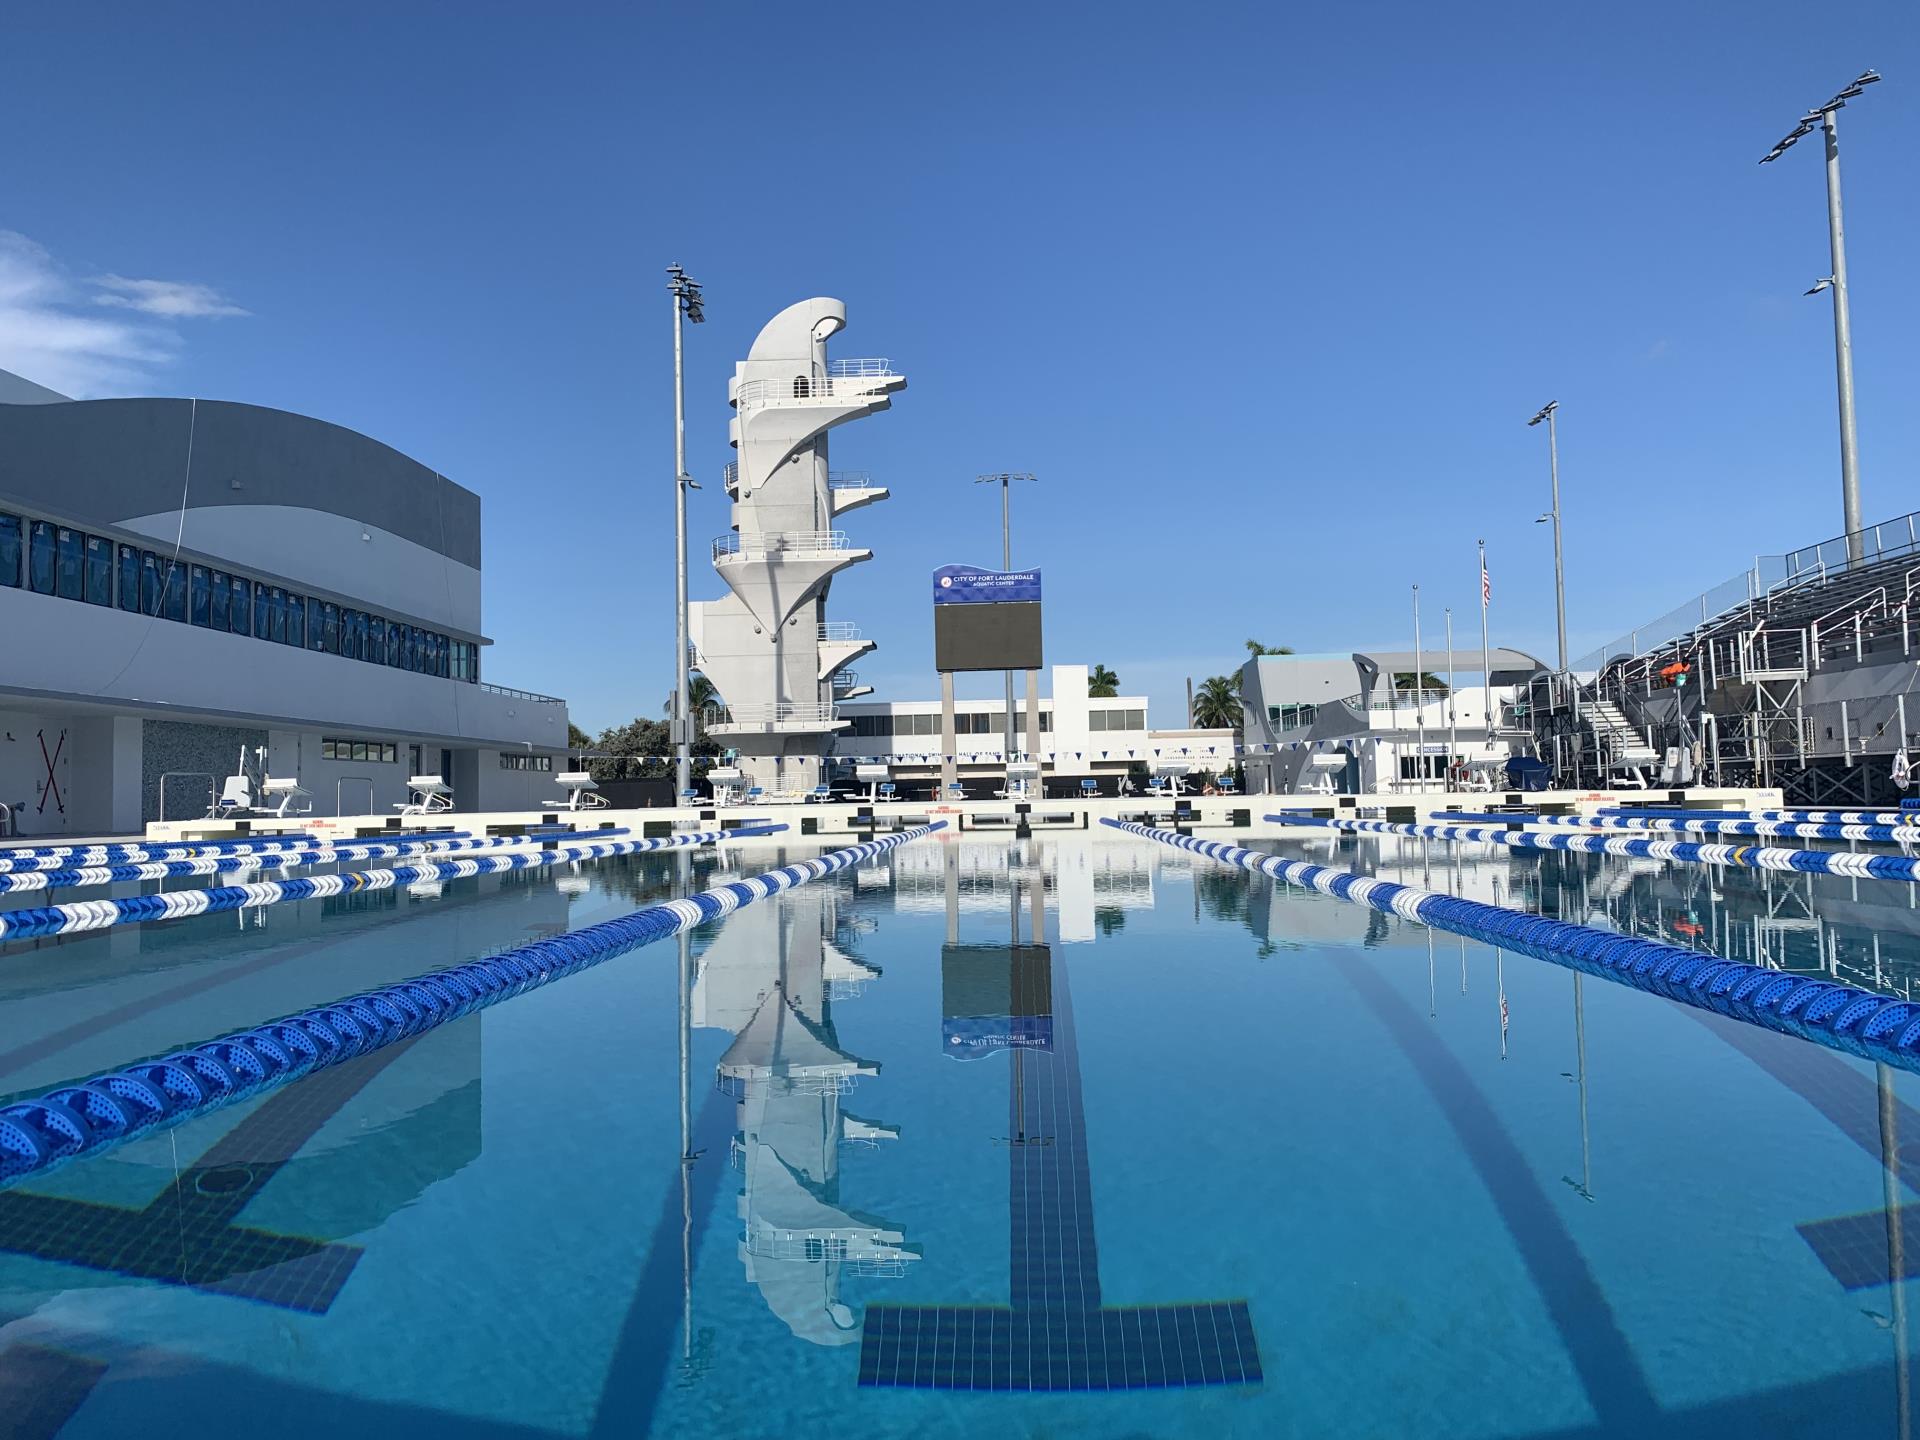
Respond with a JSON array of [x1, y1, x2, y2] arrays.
[[0, 369, 568, 836], [830, 663, 1235, 794], [1238, 648, 1545, 794], [688, 298, 902, 796]]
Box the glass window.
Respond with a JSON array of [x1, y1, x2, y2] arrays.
[[251, 582, 267, 637], [363, 615, 383, 663], [83, 535, 112, 605], [160, 560, 186, 622], [321, 602, 339, 654], [139, 551, 162, 614], [285, 594, 305, 648], [436, 634, 450, 678], [190, 565, 212, 626], [118, 545, 140, 612], [402, 625, 418, 672], [321, 739, 336, 760], [1124, 709, 1146, 729], [351, 741, 368, 762], [55, 527, 84, 600], [28, 521, 55, 595], [341, 609, 361, 661], [0, 513, 21, 588], [267, 587, 286, 644], [1040, 712, 1053, 732], [229, 576, 252, 636], [353, 610, 369, 660], [308, 598, 326, 651], [210, 571, 230, 630]]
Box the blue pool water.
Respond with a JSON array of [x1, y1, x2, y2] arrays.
[[3, 827, 1920, 1437]]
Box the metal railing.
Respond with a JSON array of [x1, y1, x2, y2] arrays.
[[819, 621, 862, 642], [829, 357, 893, 377], [827, 470, 874, 488], [159, 771, 215, 823], [481, 682, 565, 704], [722, 460, 738, 490], [832, 671, 861, 691], [1783, 510, 1920, 582], [704, 702, 842, 728], [734, 366, 897, 412], [335, 774, 375, 817], [712, 530, 857, 562]]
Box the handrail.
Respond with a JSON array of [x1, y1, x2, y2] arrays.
[[159, 771, 215, 823], [712, 530, 857, 562], [819, 621, 862, 642], [705, 702, 842, 727], [828, 357, 893, 377], [734, 370, 898, 412], [0, 801, 12, 839], [335, 774, 375, 817], [827, 470, 874, 488], [480, 682, 565, 704]]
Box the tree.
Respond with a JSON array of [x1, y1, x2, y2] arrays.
[[1392, 671, 1449, 695], [1244, 640, 1294, 657], [1192, 675, 1241, 729], [567, 721, 593, 750], [1088, 664, 1119, 698], [663, 672, 720, 717]]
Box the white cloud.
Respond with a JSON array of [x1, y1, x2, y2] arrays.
[[0, 231, 245, 397], [93, 274, 249, 319]]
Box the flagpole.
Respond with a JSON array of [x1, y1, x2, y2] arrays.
[[1479, 539, 1494, 750], [1413, 584, 1425, 792], [1446, 606, 1458, 789]]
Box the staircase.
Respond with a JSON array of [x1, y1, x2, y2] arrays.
[[1585, 698, 1660, 777]]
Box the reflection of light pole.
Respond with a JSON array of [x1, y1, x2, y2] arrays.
[[975, 473, 1037, 759], [1762, 71, 1881, 564], [1880, 1061, 1913, 1438], [668, 265, 705, 797], [676, 846, 696, 1367]]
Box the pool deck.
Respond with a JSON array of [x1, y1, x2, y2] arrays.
[[0, 783, 1769, 853]]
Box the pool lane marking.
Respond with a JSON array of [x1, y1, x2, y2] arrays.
[[859, 939, 1263, 1391], [0, 1039, 421, 1312], [1341, 958, 1659, 1429]]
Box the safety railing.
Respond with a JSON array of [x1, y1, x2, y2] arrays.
[[704, 702, 843, 728], [819, 621, 862, 642], [722, 460, 738, 490], [1783, 509, 1920, 582], [480, 682, 565, 704], [832, 671, 861, 691], [158, 772, 215, 823], [0, 802, 12, 839], [712, 530, 857, 562], [335, 775, 375, 817], [734, 367, 897, 412], [829, 357, 893, 377], [827, 470, 874, 488]]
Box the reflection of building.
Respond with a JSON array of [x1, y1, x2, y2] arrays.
[[695, 888, 916, 1344], [883, 831, 1162, 942]]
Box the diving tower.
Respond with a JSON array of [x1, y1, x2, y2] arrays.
[[689, 298, 904, 794]]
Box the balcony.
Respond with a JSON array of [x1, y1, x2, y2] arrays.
[[713, 530, 859, 564], [733, 361, 899, 414], [820, 621, 861, 642], [704, 701, 848, 737]]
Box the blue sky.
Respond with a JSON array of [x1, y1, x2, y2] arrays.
[[3, 2, 1915, 729]]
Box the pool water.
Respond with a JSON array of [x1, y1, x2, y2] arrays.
[[3, 828, 1919, 1438]]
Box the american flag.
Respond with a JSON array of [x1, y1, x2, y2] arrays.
[[1481, 560, 1492, 608]]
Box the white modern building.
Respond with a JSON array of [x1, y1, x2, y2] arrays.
[[688, 298, 902, 796], [830, 663, 1235, 796], [0, 368, 569, 836], [1237, 649, 1546, 794]]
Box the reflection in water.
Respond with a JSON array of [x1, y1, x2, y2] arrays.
[[695, 886, 917, 1346]]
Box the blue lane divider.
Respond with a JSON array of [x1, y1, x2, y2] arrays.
[[0, 826, 770, 940], [0, 821, 943, 1187], [0, 828, 634, 896], [1598, 807, 1920, 826], [0, 829, 475, 874], [1264, 812, 1920, 882], [1440, 811, 1920, 844], [1105, 818, 1920, 1079]]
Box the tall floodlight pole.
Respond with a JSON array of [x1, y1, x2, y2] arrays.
[[975, 472, 1037, 760], [667, 266, 705, 798], [1445, 607, 1458, 785], [1528, 402, 1568, 676], [1412, 584, 1424, 791], [1762, 71, 1881, 565]]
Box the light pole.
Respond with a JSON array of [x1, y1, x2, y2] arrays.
[[975, 472, 1037, 761], [1762, 70, 1881, 565], [1528, 401, 1568, 675], [668, 265, 705, 798]]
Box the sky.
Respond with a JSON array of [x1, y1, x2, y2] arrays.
[[3, 2, 1916, 731]]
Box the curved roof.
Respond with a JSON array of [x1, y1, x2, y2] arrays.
[[0, 395, 480, 567], [746, 297, 846, 363]]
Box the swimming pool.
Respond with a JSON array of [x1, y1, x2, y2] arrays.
[[2, 826, 1917, 1437]]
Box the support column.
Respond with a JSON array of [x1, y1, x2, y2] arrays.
[[1024, 670, 1040, 761], [941, 672, 958, 799]]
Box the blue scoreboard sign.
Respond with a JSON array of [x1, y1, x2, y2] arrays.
[[932, 565, 1044, 605]]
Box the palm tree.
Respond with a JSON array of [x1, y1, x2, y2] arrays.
[[1244, 640, 1294, 657], [1192, 675, 1241, 729], [1088, 664, 1119, 698]]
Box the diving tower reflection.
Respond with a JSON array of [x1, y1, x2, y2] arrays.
[[694, 880, 918, 1346]]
